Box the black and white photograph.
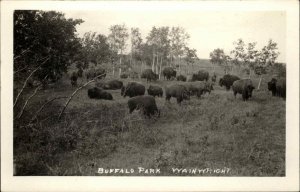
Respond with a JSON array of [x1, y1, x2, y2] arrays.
[[1, 0, 299, 191]]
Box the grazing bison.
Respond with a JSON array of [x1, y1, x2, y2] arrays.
[[176, 75, 187, 82], [232, 79, 255, 101], [87, 87, 113, 100], [162, 67, 176, 80], [147, 85, 163, 97], [70, 72, 78, 87], [183, 81, 213, 98], [165, 84, 190, 104], [121, 82, 146, 98], [268, 78, 286, 99], [191, 70, 209, 81], [128, 95, 160, 117], [96, 79, 123, 90], [141, 69, 158, 82], [219, 74, 240, 90]]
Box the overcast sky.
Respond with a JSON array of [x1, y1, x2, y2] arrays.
[[64, 10, 286, 62]]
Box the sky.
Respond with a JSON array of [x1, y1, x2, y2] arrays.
[[64, 10, 286, 63]]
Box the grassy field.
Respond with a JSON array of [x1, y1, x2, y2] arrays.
[[13, 64, 285, 176]]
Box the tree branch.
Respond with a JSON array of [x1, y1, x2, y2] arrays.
[[15, 84, 42, 120], [13, 56, 50, 108], [29, 96, 68, 124], [58, 73, 106, 119]]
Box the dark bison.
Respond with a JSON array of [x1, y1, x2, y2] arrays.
[[165, 84, 190, 104], [121, 82, 145, 98], [128, 95, 160, 117], [70, 72, 78, 87], [232, 79, 255, 101], [191, 70, 209, 81], [141, 69, 159, 82], [86, 68, 106, 80], [87, 87, 113, 100], [162, 67, 176, 80], [176, 75, 187, 82], [268, 78, 286, 99], [96, 79, 123, 90], [219, 74, 240, 90], [147, 85, 163, 97], [211, 73, 217, 82]]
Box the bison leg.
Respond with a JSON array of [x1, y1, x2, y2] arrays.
[[233, 91, 237, 98], [177, 97, 183, 104]]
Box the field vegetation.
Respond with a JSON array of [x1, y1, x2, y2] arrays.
[[13, 10, 285, 176]]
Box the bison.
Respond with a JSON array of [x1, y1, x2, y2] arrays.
[[162, 67, 176, 80], [176, 75, 187, 82], [165, 84, 190, 104], [268, 78, 286, 99], [147, 85, 163, 97], [96, 79, 123, 90], [232, 79, 255, 101], [219, 74, 240, 90], [183, 81, 213, 98], [128, 95, 160, 117], [87, 87, 113, 100], [191, 70, 209, 81], [141, 69, 159, 82], [70, 72, 78, 87], [121, 82, 146, 98]]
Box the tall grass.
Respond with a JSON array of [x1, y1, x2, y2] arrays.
[[14, 72, 285, 176]]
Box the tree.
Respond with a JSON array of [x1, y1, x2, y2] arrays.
[[80, 32, 112, 67], [130, 27, 143, 68], [256, 39, 280, 89], [230, 39, 246, 74], [184, 47, 198, 74], [169, 27, 190, 73], [209, 48, 231, 74], [108, 24, 129, 77], [14, 10, 83, 82]]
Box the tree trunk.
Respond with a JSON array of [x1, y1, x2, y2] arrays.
[[156, 53, 159, 74], [257, 75, 262, 90], [112, 65, 115, 77], [119, 52, 122, 77], [159, 57, 162, 79], [152, 53, 155, 72]]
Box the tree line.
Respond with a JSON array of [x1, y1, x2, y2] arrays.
[[14, 10, 284, 87], [209, 39, 283, 89], [14, 10, 200, 84]]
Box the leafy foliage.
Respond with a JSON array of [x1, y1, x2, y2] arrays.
[[14, 10, 83, 82]]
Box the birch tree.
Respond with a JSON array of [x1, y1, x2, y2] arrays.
[[108, 24, 129, 77]]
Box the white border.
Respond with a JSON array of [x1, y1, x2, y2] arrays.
[[1, 1, 299, 191]]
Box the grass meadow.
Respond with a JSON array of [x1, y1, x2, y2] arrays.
[[13, 62, 286, 176]]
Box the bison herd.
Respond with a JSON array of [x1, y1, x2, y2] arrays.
[[68, 67, 285, 118]]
